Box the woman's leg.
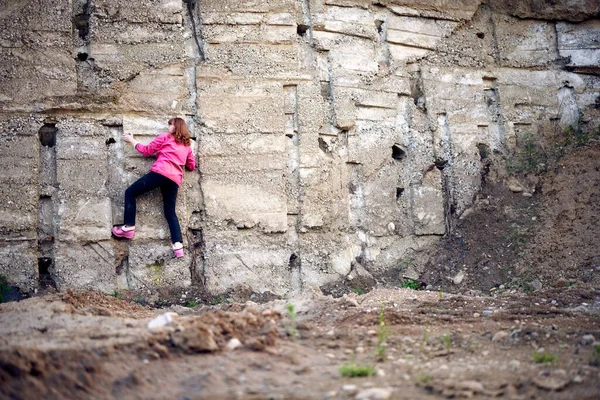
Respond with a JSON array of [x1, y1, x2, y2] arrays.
[[160, 179, 182, 244], [123, 172, 164, 226]]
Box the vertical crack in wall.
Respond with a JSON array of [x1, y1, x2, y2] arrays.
[[73, 0, 96, 92], [284, 84, 303, 293], [182, 0, 206, 287], [408, 67, 427, 111], [484, 3, 500, 64], [104, 122, 130, 288], [299, 0, 313, 41], [483, 77, 507, 153], [434, 113, 456, 234], [188, 227, 206, 286], [37, 123, 58, 289], [183, 0, 205, 61], [375, 17, 391, 72], [318, 51, 339, 136]]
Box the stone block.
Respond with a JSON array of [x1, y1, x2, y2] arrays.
[[495, 18, 557, 68], [203, 43, 304, 79], [557, 20, 600, 70], [94, 0, 183, 24], [411, 168, 445, 235], [312, 5, 378, 40], [54, 241, 117, 293], [0, 241, 38, 293], [388, 15, 458, 38], [0, 185, 39, 236], [197, 80, 286, 133], [127, 242, 191, 289], [56, 159, 109, 195], [119, 65, 190, 114], [198, 0, 295, 13], [202, 178, 288, 233], [204, 24, 296, 44], [198, 132, 286, 157], [203, 246, 292, 296], [57, 197, 112, 242], [329, 39, 379, 73]]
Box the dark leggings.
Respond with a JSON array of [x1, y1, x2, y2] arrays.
[[123, 172, 182, 243]]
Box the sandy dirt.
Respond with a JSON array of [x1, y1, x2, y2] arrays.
[[0, 144, 599, 400], [0, 287, 599, 399]]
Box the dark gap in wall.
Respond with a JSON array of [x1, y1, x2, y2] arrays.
[[38, 258, 56, 289], [183, 0, 206, 60], [348, 181, 357, 195], [105, 138, 116, 145], [320, 81, 332, 100], [477, 143, 490, 160], [38, 124, 57, 147], [435, 159, 448, 170], [289, 253, 300, 270], [318, 137, 331, 154], [77, 52, 88, 61], [396, 188, 404, 199], [375, 20, 384, 35], [115, 256, 127, 275], [476, 32, 485, 39], [73, 0, 92, 40], [297, 24, 309, 36], [392, 144, 406, 160]]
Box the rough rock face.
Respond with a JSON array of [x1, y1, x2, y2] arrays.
[[0, 0, 598, 296]]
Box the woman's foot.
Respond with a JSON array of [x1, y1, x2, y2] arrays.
[[173, 242, 184, 258], [112, 225, 135, 239]]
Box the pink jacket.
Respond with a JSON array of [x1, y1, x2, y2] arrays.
[[135, 133, 196, 186]]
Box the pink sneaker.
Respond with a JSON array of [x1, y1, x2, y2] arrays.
[[173, 244, 184, 258], [112, 225, 135, 239]]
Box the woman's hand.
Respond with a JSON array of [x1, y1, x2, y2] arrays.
[[122, 133, 135, 144]]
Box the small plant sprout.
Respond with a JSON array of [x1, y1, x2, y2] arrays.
[[352, 288, 366, 295], [442, 333, 451, 351], [110, 290, 122, 299], [401, 279, 419, 290], [376, 305, 389, 361], [533, 351, 557, 364], [285, 303, 299, 338], [339, 362, 375, 377], [439, 288, 443, 299], [185, 300, 198, 308]]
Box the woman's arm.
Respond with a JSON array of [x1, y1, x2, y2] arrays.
[[185, 147, 196, 171], [123, 133, 166, 156]]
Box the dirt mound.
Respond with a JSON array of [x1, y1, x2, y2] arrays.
[[420, 142, 600, 294], [518, 144, 600, 287], [60, 289, 153, 318]]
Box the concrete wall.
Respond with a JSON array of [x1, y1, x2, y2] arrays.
[[0, 0, 598, 296]]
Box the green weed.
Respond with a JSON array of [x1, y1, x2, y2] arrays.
[[376, 306, 389, 360], [185, 300, 199, 308], [208, 294, 227, 305], [285, 303, 299, 338], [110, 290, 122, 299], [401, 279, 420, 290], [442, 333, 451, 350], [339, 362, 375, 377], [592, 345, 600, 367], [352, 288, 367, 295], [533, 351, 557, 364]]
